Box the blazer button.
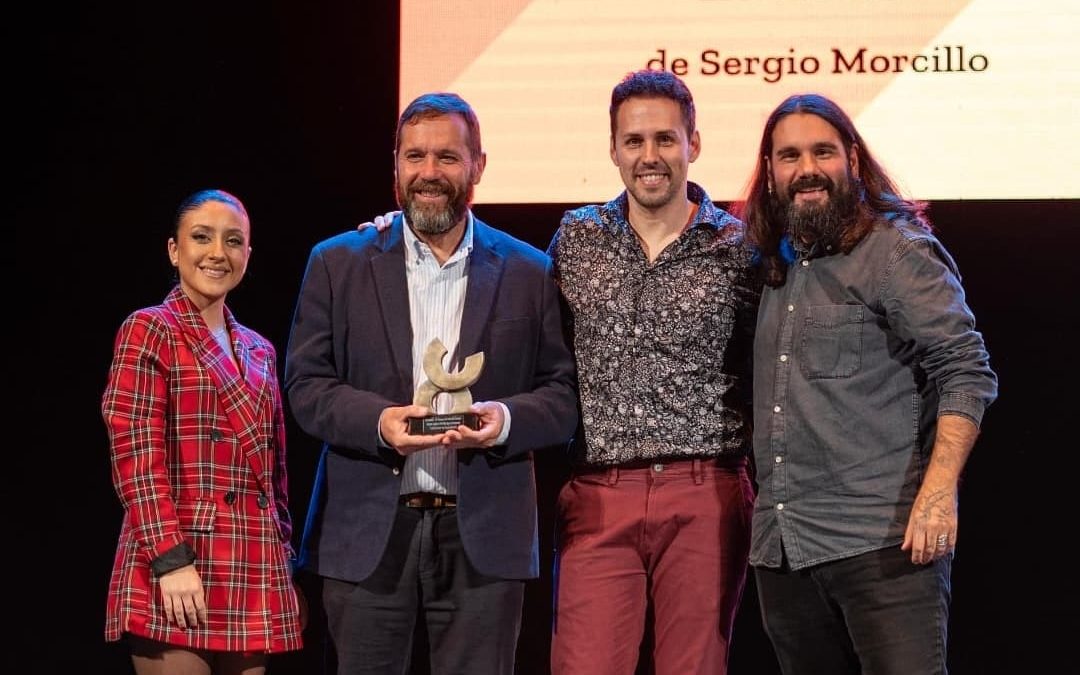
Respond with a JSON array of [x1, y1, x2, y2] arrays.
[[223, 491, 237, 505], [210, 429, 224, 441], [256, 493, 270, 509], [392, 468, 400, 476]]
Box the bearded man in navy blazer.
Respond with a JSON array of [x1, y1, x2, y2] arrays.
[[285, 92, 578, 675]]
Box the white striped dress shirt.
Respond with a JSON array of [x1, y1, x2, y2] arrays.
[[399, 214, 474, 496]]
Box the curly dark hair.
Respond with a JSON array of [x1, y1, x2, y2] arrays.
[[610, 69, 695, 137]]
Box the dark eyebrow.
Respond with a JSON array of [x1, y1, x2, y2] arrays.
[[189, 224, 246, 238], [621, 129, 679, 139], [774, 140, 841, 155]]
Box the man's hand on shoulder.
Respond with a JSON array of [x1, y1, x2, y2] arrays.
[[357, 210, 400, 233]]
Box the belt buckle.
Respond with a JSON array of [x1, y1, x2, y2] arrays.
[[402, 492, 455, 508]]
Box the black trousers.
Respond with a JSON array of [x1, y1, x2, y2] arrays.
[[755, 545, 952, 675], [323, 505, 525, 675]]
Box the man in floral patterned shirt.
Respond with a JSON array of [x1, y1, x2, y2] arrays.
[[546, 69, 760, 675]]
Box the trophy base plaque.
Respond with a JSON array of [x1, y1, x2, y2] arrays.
[[408, 412, 480, 436]]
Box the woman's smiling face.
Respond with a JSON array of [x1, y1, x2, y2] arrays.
[[168, 199, 251, 309]]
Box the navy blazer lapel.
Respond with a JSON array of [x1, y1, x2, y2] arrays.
[[459, 219, 505, 361], [370, 217, 414, 396]]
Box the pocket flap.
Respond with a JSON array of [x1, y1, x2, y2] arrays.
[[175, 499, 217, 533]]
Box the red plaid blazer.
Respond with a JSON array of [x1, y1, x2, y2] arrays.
[[102, 287, 302, 652]]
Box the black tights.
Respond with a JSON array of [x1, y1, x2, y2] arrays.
[[128, 635, 267, 675]]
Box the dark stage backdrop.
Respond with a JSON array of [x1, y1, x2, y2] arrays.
[[29, 3, 1074, 674]]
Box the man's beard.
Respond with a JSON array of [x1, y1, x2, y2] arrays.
[[772, 173, 858, 250], [397, 177, 472, 235]]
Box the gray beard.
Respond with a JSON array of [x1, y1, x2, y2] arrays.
[[405, 201, 457, 235], [398, 177, 472, 235]]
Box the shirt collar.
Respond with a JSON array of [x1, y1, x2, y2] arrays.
[[606, 181, 726, 232]]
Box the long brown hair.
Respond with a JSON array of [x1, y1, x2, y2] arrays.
[[732, 94, 929, 287]]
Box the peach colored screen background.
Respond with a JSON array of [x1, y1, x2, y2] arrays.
[[401, 0, 1078, 203]]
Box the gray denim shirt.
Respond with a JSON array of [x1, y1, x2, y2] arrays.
[[750, 217, 998, 570]]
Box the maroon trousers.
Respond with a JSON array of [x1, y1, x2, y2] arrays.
[[551, 457, 754, 675]]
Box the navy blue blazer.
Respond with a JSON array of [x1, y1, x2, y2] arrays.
[[285, 216, 578, 582]]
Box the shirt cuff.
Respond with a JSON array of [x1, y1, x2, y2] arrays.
[[938, 391, 987, 428], [494, 402, 512, 445], [150, 541, 196, 577], [377, 409, 391, 447]]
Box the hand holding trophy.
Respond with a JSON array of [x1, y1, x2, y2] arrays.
[[408, 338, 485, 435]]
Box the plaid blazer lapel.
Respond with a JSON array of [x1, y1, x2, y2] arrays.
[[166, 291, 271, 495]]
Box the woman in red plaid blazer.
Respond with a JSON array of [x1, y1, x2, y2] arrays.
[[102, 190, 303, 673]]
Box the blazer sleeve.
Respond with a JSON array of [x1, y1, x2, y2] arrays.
[[285, 244, 400, 454], [494, 255, 578, 459], [102, 312, 189, 563]]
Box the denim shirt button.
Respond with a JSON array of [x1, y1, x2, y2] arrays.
[[801, 260, 809, 267], [773, 405, 782, 413], [775, 456, 783, 464], [776, 503, 785, 510], [780, 354, 788, 362], [787, 304, 795, 312]]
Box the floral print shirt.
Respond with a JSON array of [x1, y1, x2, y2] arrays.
[[548, 183, 760, 466]]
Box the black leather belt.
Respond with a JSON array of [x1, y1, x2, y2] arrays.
[[400, 492, 457, 508]]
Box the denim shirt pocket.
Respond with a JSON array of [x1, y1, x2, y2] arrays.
[[798, 304, 864, 379]]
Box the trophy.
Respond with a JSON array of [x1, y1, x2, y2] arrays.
[[408, 338, 485, 435]]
